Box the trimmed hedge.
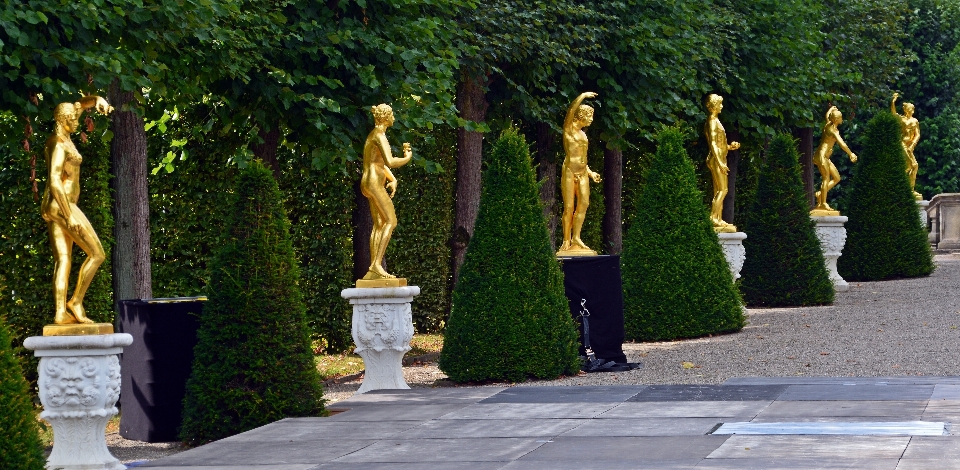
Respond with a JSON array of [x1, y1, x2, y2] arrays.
[[838, 112, 934, 281], [739, 134, 834, 306], [179, 161, 323, 445], [621, 126, 745, 341], [0, 317, 44, 470], [439, 128, 580, 382]]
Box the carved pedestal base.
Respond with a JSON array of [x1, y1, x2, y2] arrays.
[[812, 215, 849, 292], [717, 232, 747, 280], [918, 200, 930, 229], [341, 286, 420, 394], [23, 334, 133, 470]]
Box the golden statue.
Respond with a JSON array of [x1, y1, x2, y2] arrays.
[[557, 91, 601, 257], [892, 93, 922, 200], [704, 94, 740, 233], [357, 104, 412, 288], [811, 106, 858, 216], [41, 96, 114, 336]]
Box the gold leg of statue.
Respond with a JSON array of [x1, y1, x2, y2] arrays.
[[704, 94, 739, 233], [892, 93, 923, 200], [356, 104, 412, 288], [41, 96, 114, 336], [557, 92, 601, 257], [811, 106, 858, 216]]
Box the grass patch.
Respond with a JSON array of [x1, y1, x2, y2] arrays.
[[315, 334, 443, 381]]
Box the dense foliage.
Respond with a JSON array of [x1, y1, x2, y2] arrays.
[[180, 161, 323, 445], [838, 113, 934, 280], [621, 127, 744, 341], [740, 134, 834, 307], [0, 317, 44, 470], [439, 129, 579, 382]]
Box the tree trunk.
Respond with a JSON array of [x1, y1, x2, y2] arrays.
[[793, 127, 816, 208], [535, 121, 558, 249], [251, 125, 282, 179], [108, 82, 152, 307], [602, 146, 623, 255], [352, 179, 373, 282], [722, 126, 741, 224], [451, 74, 488, 286]]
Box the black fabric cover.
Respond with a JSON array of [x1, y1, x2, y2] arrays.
[[560, 255, 627, 363], [118, 299, 203, 442]]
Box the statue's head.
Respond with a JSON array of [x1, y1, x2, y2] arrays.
[[575, 105, 594, 126], [371, 104, 395, 127], [54, 102, 83, 133], [706, 94, 723, 113], [904, 102, 915, 116], [826, 106, 842, 124]]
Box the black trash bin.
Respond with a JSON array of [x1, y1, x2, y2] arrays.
[[117, 297, 205, 442], [559, 255, 627, 364]]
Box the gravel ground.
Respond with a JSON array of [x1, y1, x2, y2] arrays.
[[108, 254, 960, 464]]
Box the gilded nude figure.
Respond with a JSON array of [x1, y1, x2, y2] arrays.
[[891, 93, 922, 200], [557, 92, 601, 256], [704, 94, 740, 233], [811, 106, 858, 216]]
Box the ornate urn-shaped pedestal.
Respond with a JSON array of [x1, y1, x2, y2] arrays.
[[23, 333, 133, 470], [811, 215, 849, 292], [341, 286, 419, 394]]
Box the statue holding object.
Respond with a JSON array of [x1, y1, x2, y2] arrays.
[[704, 94, 740, 233], [811, 106, 858, 216], [891, 93, 922, 200], [358, 104, 412, 287], [557, 91, 601, 257], [41, 95, 114, 336]]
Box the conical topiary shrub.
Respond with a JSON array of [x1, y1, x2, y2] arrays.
[[740, 134, 834, 306], [180, 161, 323, 445], [621, 126, 745, 341], [439, 128, 580, 382], [0, 317, 45, 470], [838, 112, 934, 280]]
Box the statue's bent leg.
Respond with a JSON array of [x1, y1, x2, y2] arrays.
[[48, 222, 74, 324], [65, 209, 103, 323], [571, 179, 591, 248]]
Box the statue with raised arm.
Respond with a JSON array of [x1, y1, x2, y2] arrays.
[[811, 106, 858, 216], [358, 104, 412, 287], [704, 94, 740, 233], [41, 95, 114, 335], [892, 93, 922, 200], [557, 91, 601, 257]]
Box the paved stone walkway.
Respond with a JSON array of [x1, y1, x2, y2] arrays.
[[139, 378, 960, 469]]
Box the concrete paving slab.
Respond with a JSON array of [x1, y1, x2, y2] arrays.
[[314, 463, 507, 470], [900, 436, 960, 458], [707, 435, 910, 459], [138, 439, 377, 467], [696, 458, 899, 469], [750, 415, 925, 423], [218, 420, 423, 442], [630, 385, 787, 402], [438, 403, 618, 420], [599, 401, 771, 418], [726, 377, 960, 386], [777, 385, 934, 401], [132, 466, 319, 470], [755, 401, 928, 419], [332, 438, 544, 463], [480, 385, 646, 403], [713, 421, 946, 436], [896, 460, 960, 469], [393, 418, 583, 438], [561, 417, 720, 436], [501, 460, 701, 469], [518, 436, 729, 461], [931, 386, 960, 400], [323, 404, 468, 421], [333, 388, 505, 406]]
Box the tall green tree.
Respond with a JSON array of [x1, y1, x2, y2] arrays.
[[0, 317, 44, 470]]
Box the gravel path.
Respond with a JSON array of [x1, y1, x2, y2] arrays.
[[110, 255, 960, 463]]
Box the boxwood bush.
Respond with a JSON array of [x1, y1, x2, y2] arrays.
[[439, 128, 580, 382], [838, 112, 934, 280], [0, 317, 44, 470], [621, 126, 745, 340], [179, 161, 323, 445], [740, 134, 834, 306]]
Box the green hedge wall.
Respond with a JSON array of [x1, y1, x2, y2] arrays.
[[621, 126, 745, 341]]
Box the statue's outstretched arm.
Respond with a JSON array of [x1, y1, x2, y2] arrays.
[[564, 92, 598, 129], [378, 134, 411, 169], [891, 93, 899, 116]]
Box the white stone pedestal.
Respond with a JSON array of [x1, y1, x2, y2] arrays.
[[341, 286, 419, 394], [23, 333, 133, 470], [811, 215, 849, 292], [918, 200, 930, 228], [718, 232, 747, 280]]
